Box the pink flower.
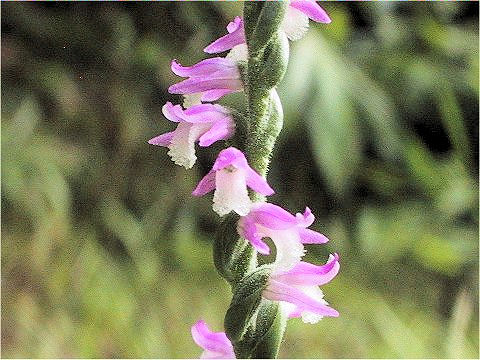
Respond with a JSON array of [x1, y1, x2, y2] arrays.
[[192, 147, 274, 216], [168, 58, 243, 102], [263, 253, 340, 324], [204, 17, 246, 54], [283, 0, 332, 41], [191, 320, 235, 359], [148, 102, 235, 169], [237, 203, 329, 270], [202, 2, 331, 56]]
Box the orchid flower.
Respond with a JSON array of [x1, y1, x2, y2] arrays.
[[237, 203, 329, 271], [168, 57, 243, 102], [282, 0, 331, 41], [204, 17, 246, 55], [263, 253, 340, 324], [148, 102, 235, 169], [192, 147, 274, 216], [191, 320, 235, 359], [202, 1, 331, 57]]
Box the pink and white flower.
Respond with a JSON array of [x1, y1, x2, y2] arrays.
[[202, 2, 331, 57], [263, 253, 340, 324], [168, 57, 243, 102], [204, 17, 246, 55], [282, 0, 331, 41], [148, 102, 235, 169], [191, 320, 235, 359], [237, 203, 329, 270], [192, 147, 274, 216]]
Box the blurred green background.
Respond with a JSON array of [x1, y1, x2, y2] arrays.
[[1, 1, 478, 358]]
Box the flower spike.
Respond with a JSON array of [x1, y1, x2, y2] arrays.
[[148, 102, 235, 169], [237, 202, 329, 271], [192, 147, 274, 216]]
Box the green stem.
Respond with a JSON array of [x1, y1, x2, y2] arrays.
[[213, 2, 290, 358]]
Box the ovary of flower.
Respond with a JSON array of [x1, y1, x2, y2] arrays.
[[148, 102, 235, 169], [191, 320, 235, 359], [237, 203, 329, 271], [263, 253, 340, 324], [192, 147, 274, 216], [168, 57, 243, 102]]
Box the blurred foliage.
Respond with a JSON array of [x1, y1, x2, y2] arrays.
[[1, 1, 478, 358]]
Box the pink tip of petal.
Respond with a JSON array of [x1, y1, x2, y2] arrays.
[[290, 0, 332, 24], [192, 170, 216, 197], [245, 168, 275, 196], [212, 147, 248, 171], [299, 228, 329, 244], [148, 131, 175, 147]]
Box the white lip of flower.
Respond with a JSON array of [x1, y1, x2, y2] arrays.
[[278, 286, 329, 324], [255, 225, 306, 272], [167, 122, 212, 169], [183, 93, 203, 108], [213, 165, 252, 216], [299, 286, 328, 324], [281, 6, 310, 41], [226, 43, 249, 63]]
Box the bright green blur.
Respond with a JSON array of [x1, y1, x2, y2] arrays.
[[1, 1, 478, 358]]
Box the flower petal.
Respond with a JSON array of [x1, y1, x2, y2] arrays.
[[226, 44, 248, 63], [183, 93, 203, 108], [183, 104, 229, 123], [298, 228, 329, 244], [282, 6, 309, 41], [167, 122, 211, 169], [213, 167, 251, 216], [273, 254, 340, 286], [212, 147, 248, 171], [269, 228, 305, 271], [162, 101, 185, 122], [198, 120, 234, 147], [245, 167, 275, 196], [192, 169, 217, 197], [289, 0, 331, 23], [237, 216, 271, 255], [264, 280, 339, 317], [250, 203, 298, 230], [148, 131, 175, 147], [201, 89, 237, 102], [169, 78, 243, 96], [295, 206, 315, 227], [204, 17, 246, 54], [191, 320, 234, 357], [171, 58, 238, 78]]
